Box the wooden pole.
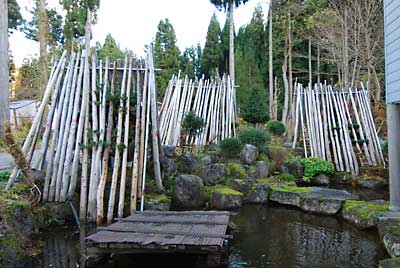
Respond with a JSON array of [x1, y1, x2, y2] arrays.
[[96, 63, 116, 225], [118, 58, 133, 218], [130, 65, 141, 214], [107, 56, 128, 223]]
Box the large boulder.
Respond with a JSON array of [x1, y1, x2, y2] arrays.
[[145, 194, 171, 211], [229, 179, 255, 195], [379, 258, 400, 268], [198, 164, 227, 186], [330, 172, 352, 185], [176, 152, 201, 174], [354, 176, 388, 190], [160, 155, 177, 174], [209, 187, 243, 210], [247, 184, 270, 204], [342, 200, 389, 229], [251, 161, 269, 179], [270, 185, 357, 216], [162, 145, 176, 158], [310, 174, 330, 186], [240, 144, 259, 165], [286, 160, 304, 182], [300, 188, 357, 215], [172, 175, 205, 209], [378, 218, 400, 258]]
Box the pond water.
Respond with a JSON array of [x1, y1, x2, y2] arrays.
[[28, 204, 389, 268]]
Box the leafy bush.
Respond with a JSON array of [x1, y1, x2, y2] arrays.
[[0, 171, 10, 181], [278, 173, 296, 182], [182, 111, 204, 138], [267, 120, 286, 136], [238, 128, 270, 152], [220, 138, 242, 158], [300, 157, 334, 178]]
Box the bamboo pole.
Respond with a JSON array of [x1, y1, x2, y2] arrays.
[[140, 57, 152, 211], [43, 57, 71, 200], [60, 53, 85, 201], [130, 66, 141, 214], [48, 52, 77, 201], [137, 65, 148, 199], [88, 53, 99, 209], [54, 52, 81, 202], [118, 58, 133, 218], [67, 51, 91, 200], [96, 63, 116, 225], [79, 98, 90, 220], [34, 56, 67, 170], [6, 51, 67, 191], [148, 49, 163, 192], [107, 56, 128, 223]]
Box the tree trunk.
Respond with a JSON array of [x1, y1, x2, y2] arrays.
[[308, 35, 312, 87], [229, 2, 235, 86], [38, 0, 49, 97], [269, 2, 273, 118], [317, 45, 320, 85], [0, 0, 9, 137]]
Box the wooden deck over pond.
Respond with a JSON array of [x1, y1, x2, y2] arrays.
[[86, 211, 231, 255]]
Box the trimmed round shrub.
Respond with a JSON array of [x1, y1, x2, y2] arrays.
[[238, 128, 270, 153], [300, 157, 334, 178], [267, 120, 286, 136], [220, 138, 243, 158]]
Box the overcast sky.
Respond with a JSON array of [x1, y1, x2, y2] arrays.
[[9, 0, 268, 66]]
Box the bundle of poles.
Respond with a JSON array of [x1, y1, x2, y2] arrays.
[[6, 48, 164, 224], [292, 83, 385, 176], [159, 74, 237, 146]]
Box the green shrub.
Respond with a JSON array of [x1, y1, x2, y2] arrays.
[[267, 120, 286, 136], [300, 157, 334, 178], [238, 128, 270, 152], [382, 141, 388, 157], [220, 138, 242, 158], [0, 171, 10, 181], [278, 173, 296, 182], [182, 111, 204, 138]]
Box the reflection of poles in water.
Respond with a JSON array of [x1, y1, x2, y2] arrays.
[[41, 230, 80, 268], [80, 225, 87, 268]]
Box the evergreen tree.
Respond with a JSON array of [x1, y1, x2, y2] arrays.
[[179, 43, 202, 79], [220, 17, 230, 74], [7, 0, 24, 33], [24, 5, 64, 49], [201, 14, 222, 78], [96, 34, 125, 62], [154, 18, 180, 96], [60, 0, 100, 51]]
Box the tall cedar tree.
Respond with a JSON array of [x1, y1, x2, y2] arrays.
[[7, 0, 24, 33], [154, 19, 180, 97], [201, 14, 222, 78], [180, 46, 201, 79], [210, 0, 248, 84], [96, 34, 125, 62], [60, 0, 100, 51]]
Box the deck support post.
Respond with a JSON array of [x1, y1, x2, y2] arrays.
[[388, 104, 400, 211]]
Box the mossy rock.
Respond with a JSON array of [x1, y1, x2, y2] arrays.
[[353, 176, 388, 190], [145, 194, 171, 211], [342, 200, 389, 229], [226, 162, 248, 179], [360, 166, 389, 178], [207, 185, 243, 210], [379, 258, 400, 268], [378, 218, 400, 258]]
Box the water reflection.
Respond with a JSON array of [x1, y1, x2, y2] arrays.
[[31, 205, 388, 268], [229, 205, 388, 268]]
